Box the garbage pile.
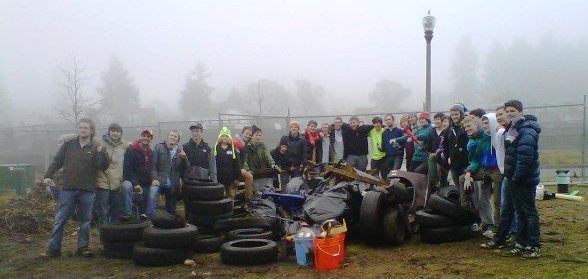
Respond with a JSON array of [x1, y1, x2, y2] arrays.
[[0, 182, 55, 235]]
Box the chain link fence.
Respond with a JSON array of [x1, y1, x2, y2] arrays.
[[1, 97, 586, 182]]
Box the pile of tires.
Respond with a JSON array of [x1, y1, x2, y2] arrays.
[[183, 179, 234, 231], [359, 190, 409, 246], [100, 220, 150, 259], [415, 188, 478, 244], [132, 210, 198, 266]]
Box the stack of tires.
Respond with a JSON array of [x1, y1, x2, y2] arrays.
[[218, 219, 278, 265], [100, 221, 150, 259], [183, 179, 234, 231], [415, 186, 478, 244], [132, 210, 198, 266], [359, 189, 409, 246]]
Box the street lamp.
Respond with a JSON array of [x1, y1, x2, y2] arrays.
[[423, 10, 436, 113]]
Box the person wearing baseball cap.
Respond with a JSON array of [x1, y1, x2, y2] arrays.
[[182, 122, 217, 186], [123, 128, 155, 218]]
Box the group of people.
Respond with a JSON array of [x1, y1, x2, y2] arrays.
[[41, 99, 542, 259]]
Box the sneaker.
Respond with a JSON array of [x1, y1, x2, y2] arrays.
[[40, 249, 61, 258], [480, 240, 504, 249], [522, 247, 541, 258], [504, 243, 526, 257], [483, 230, 495, 239], [76, 247, 95, 258]]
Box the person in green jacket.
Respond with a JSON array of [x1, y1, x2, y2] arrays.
[[243, 125, 280, 193], [390, 112, 432, 174], [368, 116, 387, 178]]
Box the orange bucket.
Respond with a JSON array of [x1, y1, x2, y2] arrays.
[[313, 233, 346, 271]]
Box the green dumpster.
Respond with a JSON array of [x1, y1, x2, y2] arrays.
[[0, 164, 35, 196]]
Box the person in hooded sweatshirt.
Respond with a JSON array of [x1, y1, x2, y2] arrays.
[[215, 127, 241, 199], [123, 129, 155, 217], [95, 123, 130, 224], [481, 113, 505, 234], [151, 129, 189, 214], [459, 115, 500, 239], [501, 100, 542, 258], [304, 120, 321, 163], [391, 112, 433, 174]]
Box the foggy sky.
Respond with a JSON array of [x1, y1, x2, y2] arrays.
[[2, 0, 587, 122]]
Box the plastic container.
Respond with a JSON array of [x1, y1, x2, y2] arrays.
[[294, 236, 315, 266], [535, 185, 544, 200], [313, 233, 346, 271], [555, 170, 571, 193]]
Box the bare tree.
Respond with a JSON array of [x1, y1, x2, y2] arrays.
[[55, 57, 101, 127]]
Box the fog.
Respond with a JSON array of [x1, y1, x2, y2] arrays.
[[1, 0, 588, 127]]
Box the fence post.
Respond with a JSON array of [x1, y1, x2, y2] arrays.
[[286, 108, 291, 128], [218, 112, 223, 128], [582, 95, 586, 181], [157, 121, 162, 142], [44, 130, 49, 171]]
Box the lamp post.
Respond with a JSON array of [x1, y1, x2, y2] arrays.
[[423, 10, 436, 113]]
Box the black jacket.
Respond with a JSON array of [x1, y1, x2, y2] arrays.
[[45, 137, 110, 192], [442, 122, 469, 169], [216, 145, 241, 184], [425, 127, 444, 153], [342, 124, 373, 158], [124, 143, 153, 187], [270, 148, 292, 169], [280, 133, 309, 167], [183, 138, 217, 181], [504, 115, 541, 186], [151, 142, 189, 194]]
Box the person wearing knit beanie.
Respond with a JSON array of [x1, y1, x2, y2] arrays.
[[214, 127, 240, 198]]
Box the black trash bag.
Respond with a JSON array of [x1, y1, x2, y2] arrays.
[[284, 177, 310, 194], [249, 197, 278, 219], [302, 182, 351, 224]]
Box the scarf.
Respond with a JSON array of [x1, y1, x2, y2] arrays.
[[131, 139, 152, 168], [305, 129, 321, 147]]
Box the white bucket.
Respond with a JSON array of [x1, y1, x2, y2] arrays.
[[535, 185, 545, 200]]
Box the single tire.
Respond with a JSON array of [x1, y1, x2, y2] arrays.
[[360, 191, 386, 245], [214, 217, 275, 232], [132, 243, 192, 266], [436, 185, 460, 205], [193, 234, 226, 253], [99, 221, 150, 243], [102, 241, 139, 259], [414, 209, 456, 228], [184, 178, 218, 186], [426, 194, 478, 224], [143, 224, 199, 249], [420, 225, 474, 244], [188, 199, 234, 216], [184, 184, 226, 201], [188, 212, 234, 228], [220, 239, 278, 265], [382, 208, 407, 246], [151, 210, 186, 229], [226, 228, 273, 241]]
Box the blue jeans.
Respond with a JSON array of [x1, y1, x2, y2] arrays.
[[161, 186, 178, 214], [121, 181, 133, 217], [495, 178, 520, 244], [94, 188, 121, 224], [121, 181, 158, 217], [512, 181, 541, 248], [500, 178, 518, 235], [48, 190, 95, 252]]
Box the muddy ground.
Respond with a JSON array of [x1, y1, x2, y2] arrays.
[[1, 185, 587, 279]]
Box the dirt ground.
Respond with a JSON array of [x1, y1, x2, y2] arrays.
[[1, 185, 587, 279]]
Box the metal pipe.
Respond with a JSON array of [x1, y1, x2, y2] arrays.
[[582, 95, 586, 180]]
